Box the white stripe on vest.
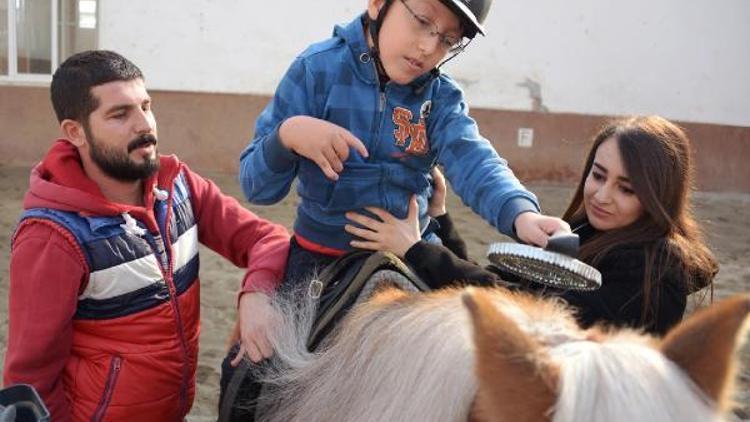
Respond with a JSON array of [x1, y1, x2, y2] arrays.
[[80, 225, 198, 301], [172, 225, 198, 272]]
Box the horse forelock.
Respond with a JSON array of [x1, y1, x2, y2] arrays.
[[548, 334, 722, 422]]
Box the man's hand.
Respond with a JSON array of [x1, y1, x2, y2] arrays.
[[230, 292, 279, 366], [279, 115, 369, 180], [513, 212, 571, 248]]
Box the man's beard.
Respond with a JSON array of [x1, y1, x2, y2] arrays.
[[84, 126, 160, 182]]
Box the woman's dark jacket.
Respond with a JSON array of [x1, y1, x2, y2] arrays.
[[405, 214, 711, 335]]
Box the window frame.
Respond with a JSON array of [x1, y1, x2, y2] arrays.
[[1, 0, 97, 84]]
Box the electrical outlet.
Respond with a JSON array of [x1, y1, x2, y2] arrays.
[[518, 128, 534, 148]]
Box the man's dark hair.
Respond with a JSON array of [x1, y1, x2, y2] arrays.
[[50, 50, 143, 123]]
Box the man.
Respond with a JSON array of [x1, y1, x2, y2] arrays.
[[2, 50, 289, 421]]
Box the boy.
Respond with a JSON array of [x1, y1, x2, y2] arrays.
[[240, 0, 567, 292]]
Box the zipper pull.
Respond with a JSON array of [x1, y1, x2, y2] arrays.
[[153, 186, 169, 201], [379, 92, 386, 112]]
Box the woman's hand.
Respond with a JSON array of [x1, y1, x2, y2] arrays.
[[428, 167, 447, 218], [345, 196, 421, 258]]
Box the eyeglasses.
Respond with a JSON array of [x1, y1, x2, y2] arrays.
[[399, 0, 466, 52]]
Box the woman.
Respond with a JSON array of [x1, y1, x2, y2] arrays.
[[345, 116, 718, 334]]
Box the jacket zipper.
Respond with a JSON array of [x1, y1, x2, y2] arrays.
[[151, 191, 192, 417], [91, 355, 122, 422], [372, 60, 388, 156]]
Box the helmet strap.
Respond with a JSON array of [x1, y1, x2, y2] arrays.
[[367, 1, 393, 83], [413, 38, 472, 94]]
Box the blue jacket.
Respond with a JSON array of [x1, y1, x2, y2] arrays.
[[240, 15, 539, 251]]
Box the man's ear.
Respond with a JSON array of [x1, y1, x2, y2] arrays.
[[367, 0, 386, 21], [60, 119, 86, 148]]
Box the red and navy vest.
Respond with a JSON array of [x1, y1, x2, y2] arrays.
[[16, 171, 201, 421]]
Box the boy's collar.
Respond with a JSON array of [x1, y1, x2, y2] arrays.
[[333, 14, 378, 85], [334, 14, 370, 56]]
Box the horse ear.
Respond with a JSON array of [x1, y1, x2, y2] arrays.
[[660, 294, 750, 409], [462, 289, 558, 422]]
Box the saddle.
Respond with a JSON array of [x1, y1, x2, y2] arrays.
[[218, 251, 429, 422], [305, 250, 429, 351]]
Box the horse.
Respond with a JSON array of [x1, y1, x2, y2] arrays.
[[247, 283, 749, 422]]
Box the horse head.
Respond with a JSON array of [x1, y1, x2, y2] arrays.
[[464, 289, 750, 422]]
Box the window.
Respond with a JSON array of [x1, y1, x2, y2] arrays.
[[1, 0, 97, 82], [59, 0, 97, 63], [16, 0, 53, 74]]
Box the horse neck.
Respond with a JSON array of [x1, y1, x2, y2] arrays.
[[260, 290, 480, 422]]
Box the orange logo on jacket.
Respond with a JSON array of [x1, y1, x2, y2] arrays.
[[392, 101, 431, 155]]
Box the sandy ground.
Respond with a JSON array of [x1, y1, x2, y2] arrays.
[[0, 164, 747, 420]]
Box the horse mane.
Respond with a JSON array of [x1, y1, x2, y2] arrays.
[[255, 286, 479, 422], [252, 282, 744, 422]]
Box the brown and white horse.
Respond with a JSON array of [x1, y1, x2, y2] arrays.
[[252, 286, 749, 422]]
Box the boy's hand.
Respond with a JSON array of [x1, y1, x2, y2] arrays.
[[513, 212, 571, 248], [279, 115, 369, 180], [231, 292, 279, 366], [428, 167, 447, 218]]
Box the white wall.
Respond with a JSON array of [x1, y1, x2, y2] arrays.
[[100, 0, 750, 127]]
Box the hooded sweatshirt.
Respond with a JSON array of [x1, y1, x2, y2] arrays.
[[3, 140, 289, 421], [239, 15, 540, 252]]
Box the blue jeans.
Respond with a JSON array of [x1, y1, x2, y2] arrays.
[[281, 236, 338, 288]]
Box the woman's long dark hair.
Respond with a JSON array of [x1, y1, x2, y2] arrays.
[[562, 116, 718, 325]]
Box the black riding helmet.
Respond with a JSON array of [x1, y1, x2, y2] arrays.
[[367, 0, 493, 88], [441, 0, 492, 39], [368, 0, 492, 44]]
